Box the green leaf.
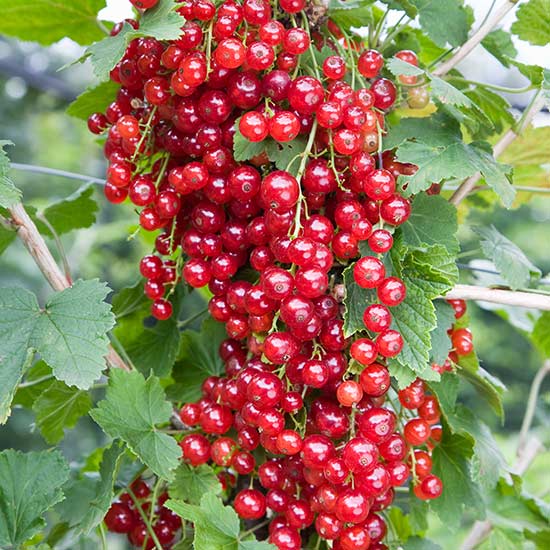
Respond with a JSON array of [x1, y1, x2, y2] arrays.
[[85, 0, 185, 81], [0, 449, 70, 547], [411, 0, 470, 47], [385, 234, 457, 383], [115, 314, 180, 378], [114, 285, 196, 378], [233, 126, 268, 162], [168, 318, 227, 402], [386, 506, 412, 541], [428, 371, 459, 416], [408, 493, 429, 532], [485, 477, 550, 540], [388, 281, 437, 379], [430, 301, 455, 364], [178, 318, 226, 376], [393, 116, 514, 206], [387, 57, 425, 77], [112, 280, 149, 319], [67, 81, 119, 120], [138, 0, 185, 40], [405, 244, 459, 297], [239, 541, 277, 550], [0, 287, 41, 423], [380, 0, 418, 17], [12, 361, 54, 409], [500, 125, 550, 166], [0, 140, 21, 208], [385, 112, 459, 150], [447, 406, 507, 491], [266, 137, 308, 176], [532, 311, 550, 357], [402, 537, 442, 550], [432, 370, 507, 489], [430, 76, 473, 108], [329, 0, 375, 29], [167, 493, 276, 550], [474, 225, 541, 289], [511, 0, 550, 46], [401, 194, 459, 254], [167, 493, 238, 550], [85, 23, 134, 81], [90, 369, 181, 481], [478, 528, 525, 550], [0, 223, 16, 255], [463, 86, 515, 138], [482, 29, 518, 67], [0, 0, 107, 46], [508, 58, 546, 86], [169, 463, 221, 505], [34, 186, 98, 237], [430, 431, 484, 530], [342, 264, 377, 338], [33, 381, 92, 444], [59, 441, 126, 534], [33, 279, 115, 388], [458, 350, 505, 418]]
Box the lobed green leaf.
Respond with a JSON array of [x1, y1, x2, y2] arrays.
[[0, 449, 70, 547], [67, 81, 119, 120], [0, 0, 107, 46], [474, 225, 541, 289], [511, 0, 550, 46], [90, 369, 181, 481], [33, 381, 92, 444]]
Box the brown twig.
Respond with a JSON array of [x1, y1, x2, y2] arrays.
[[444, 284, 550, 311], [8, 202, 130, 372]]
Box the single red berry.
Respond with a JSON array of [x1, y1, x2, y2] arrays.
[[104, 502, 135, 533], [353, 256, 385, 289], [234, 489, 267, 519], [358, 49, 384, 78]]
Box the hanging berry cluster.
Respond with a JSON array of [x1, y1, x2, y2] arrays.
[[89, 0, 458, 548]]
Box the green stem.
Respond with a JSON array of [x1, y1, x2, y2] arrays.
[[517, 360, 550, 453], [98, 522, 108, 550], [127, 488, 164, 550], [109, 332, 137, 371], [448, 77, 535, 94], [379, 15, 411, 51], [148, 478, 163, 537], [301, 14, 321, 80], [177, 308, 208, 330], [239, 519, 271, 539], [96, 19, 110, 36], [478, 0, 498, 30], [132, 106, 159, 164], [514, 89, 543, 133], [372, 6, 391, 48], [291, 119, 318, 240], [18, 374, 55, 389], [427, 47, 454, 71], [10, 163, 105, 185]]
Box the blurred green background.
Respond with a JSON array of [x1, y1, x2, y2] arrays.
[[0, 32, 548, 548]]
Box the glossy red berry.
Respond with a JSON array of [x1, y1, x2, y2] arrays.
[[234, 489, 267, 520]]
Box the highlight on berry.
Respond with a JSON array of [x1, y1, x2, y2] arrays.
[[0, 0, 549, 549]]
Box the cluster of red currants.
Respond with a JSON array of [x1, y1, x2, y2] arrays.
[[432, 298, 474, 374], [92, 1, 451, 548], [104, 478, 181, 548]]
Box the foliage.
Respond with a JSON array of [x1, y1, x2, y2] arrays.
[[0, 0, 549, 549]]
